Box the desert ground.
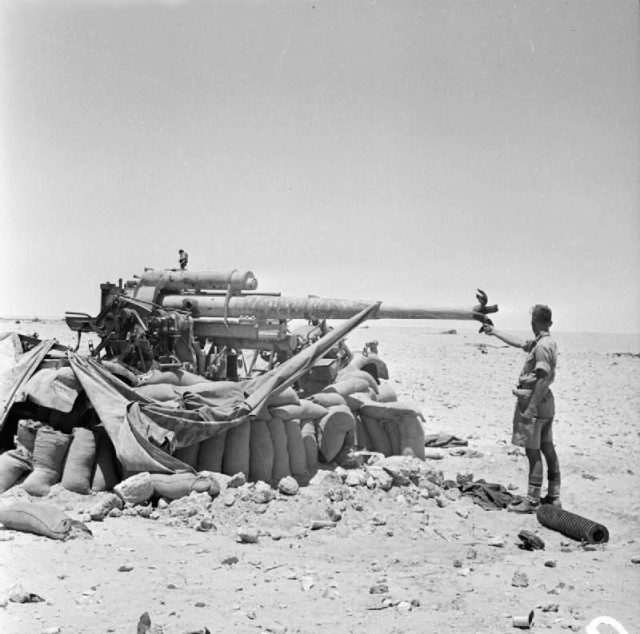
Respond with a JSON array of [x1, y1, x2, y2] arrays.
[[1, 318, 639, 634]]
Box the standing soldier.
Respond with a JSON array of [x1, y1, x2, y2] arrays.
[[484, 304, 562, 513], [178, 249, 189, 270]]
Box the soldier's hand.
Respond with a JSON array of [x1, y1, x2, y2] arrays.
[[481, 324, 494, 336]]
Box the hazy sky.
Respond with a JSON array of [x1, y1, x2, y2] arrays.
[[1, 0, 638, 334]]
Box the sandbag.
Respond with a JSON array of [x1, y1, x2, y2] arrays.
[[196, 432, 227, 473], [23, 367, 81, 413], [23, 428, 72, 497], [221, 421, 251, 478], [384, 419, 402, 456], [266, 387, 300, 408], [321, 377, 372, 399], [377, 382, 398, 403], [309, 392, 347, 408], [249, 420, 274, 484], [61, 427, 96, 494], [335, 369, 379, 392], [0, 449, 32, 494], [91, 427, 120, 492], [173, 443, 200, 469], [362, 414, 393, 456], [343, 389, 377, 411], [353, 412, 371, 450], [360, 400, 423, 421], [15, 419, 41, 454], [0, 502, 72, 540], [300, 421, 318, 477], [283, 419, 307, 478], [270, 399, 328, 421], [266, 417, 290, 483], [317, 405, 356, 463], [397, 413, 426, 459], [150, 472, 218, 500], [342, 353, 388, 380]]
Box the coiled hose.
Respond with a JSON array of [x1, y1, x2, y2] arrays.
[[537, 504, 609, 544]]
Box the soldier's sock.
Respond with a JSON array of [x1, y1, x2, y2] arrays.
[[547, 470, 561, 499], [527, 474, 543, 503]]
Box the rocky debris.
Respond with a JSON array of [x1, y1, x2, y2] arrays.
[[237, 526, 259, 543], [511, 571, 529, 588], [345, 469, 367, 487], [168, 492, 212, 518], [249, 481, 276, 504], [275, 476, 297, 496], [88, 493, 123, 521], [227, 473, 247, 489], [114, 473, 154, 506]]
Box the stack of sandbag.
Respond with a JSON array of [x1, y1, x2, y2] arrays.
[[312, 370, 425, 459], [192, 386, 334, 486], [357, 399, 425, 459]]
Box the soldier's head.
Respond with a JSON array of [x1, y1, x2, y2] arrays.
[[530, 304, 552, 334]]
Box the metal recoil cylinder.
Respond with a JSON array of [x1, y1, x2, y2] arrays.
[[536, 504, 609, 544], [134, 270, 258, 294]]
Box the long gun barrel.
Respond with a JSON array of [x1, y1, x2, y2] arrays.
[[161, 294, 493, 323]]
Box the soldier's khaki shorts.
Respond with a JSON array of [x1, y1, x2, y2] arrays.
[[511, 405, 554, 449]]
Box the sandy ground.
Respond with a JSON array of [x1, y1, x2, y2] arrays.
[[1, 319, 639, 634]]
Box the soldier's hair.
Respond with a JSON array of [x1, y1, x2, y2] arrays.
[[530, 304, 552, 325]]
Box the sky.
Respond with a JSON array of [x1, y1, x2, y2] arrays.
[[0, 0, 638, 334]]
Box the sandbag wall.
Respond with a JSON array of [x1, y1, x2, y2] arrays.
[[0, 419, 121, 496], [0, 370, 426, 495]]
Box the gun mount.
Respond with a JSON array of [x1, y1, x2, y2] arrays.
[[66, 267, 498, 389]]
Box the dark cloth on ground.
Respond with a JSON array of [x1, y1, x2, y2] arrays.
[[424, 433, 468, 448], [459, 479, 518, 511]]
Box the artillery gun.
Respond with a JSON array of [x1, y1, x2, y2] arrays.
[[65, 266, 497, 392]]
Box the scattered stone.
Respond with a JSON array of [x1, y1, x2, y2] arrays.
[[397, 600, 412, 612], [453, 559, 463, 568], [445, 488, 461, 502], [466, 548, 477, 560], [367, 466, 394, 491], [108, 508, 123, 518], [456, 471, 473, 486], [581, 472, 598, 480], [88, 494, 123, 521], [222, 556, 239, 566], [345, 469, 367, 487], [544, 560, 557, 568], [223, 491, 236, 506], [310, 520, 336, 530], [301, 576, 315, 592], [371, 515, 387, 526], [435, 496, 448, 508], [369, 584, 389, 594], [631, 556, 640, 564], [455, 508, 469, 519], [41, 628, 61, 634], [377, 455, 422, 486], [309, 470, 343, 488], [137, 505, 154, 518], [278, 476, 299, 496], [114, 472, 154, 505], [326, 507, 342, 522], [237, 527, 259, 544], [541, 603, 559, 612], [251, 482, 276, 504], [511, 571, 529, 588], [227, 473, 247, 489], [196, 517, 215, 532], [118, 564, 134, 572]]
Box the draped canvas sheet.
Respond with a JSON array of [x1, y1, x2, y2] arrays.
[[19, 303, 379, 474]]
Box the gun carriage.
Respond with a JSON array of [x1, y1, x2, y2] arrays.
[[65, 267, 497, 393]]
